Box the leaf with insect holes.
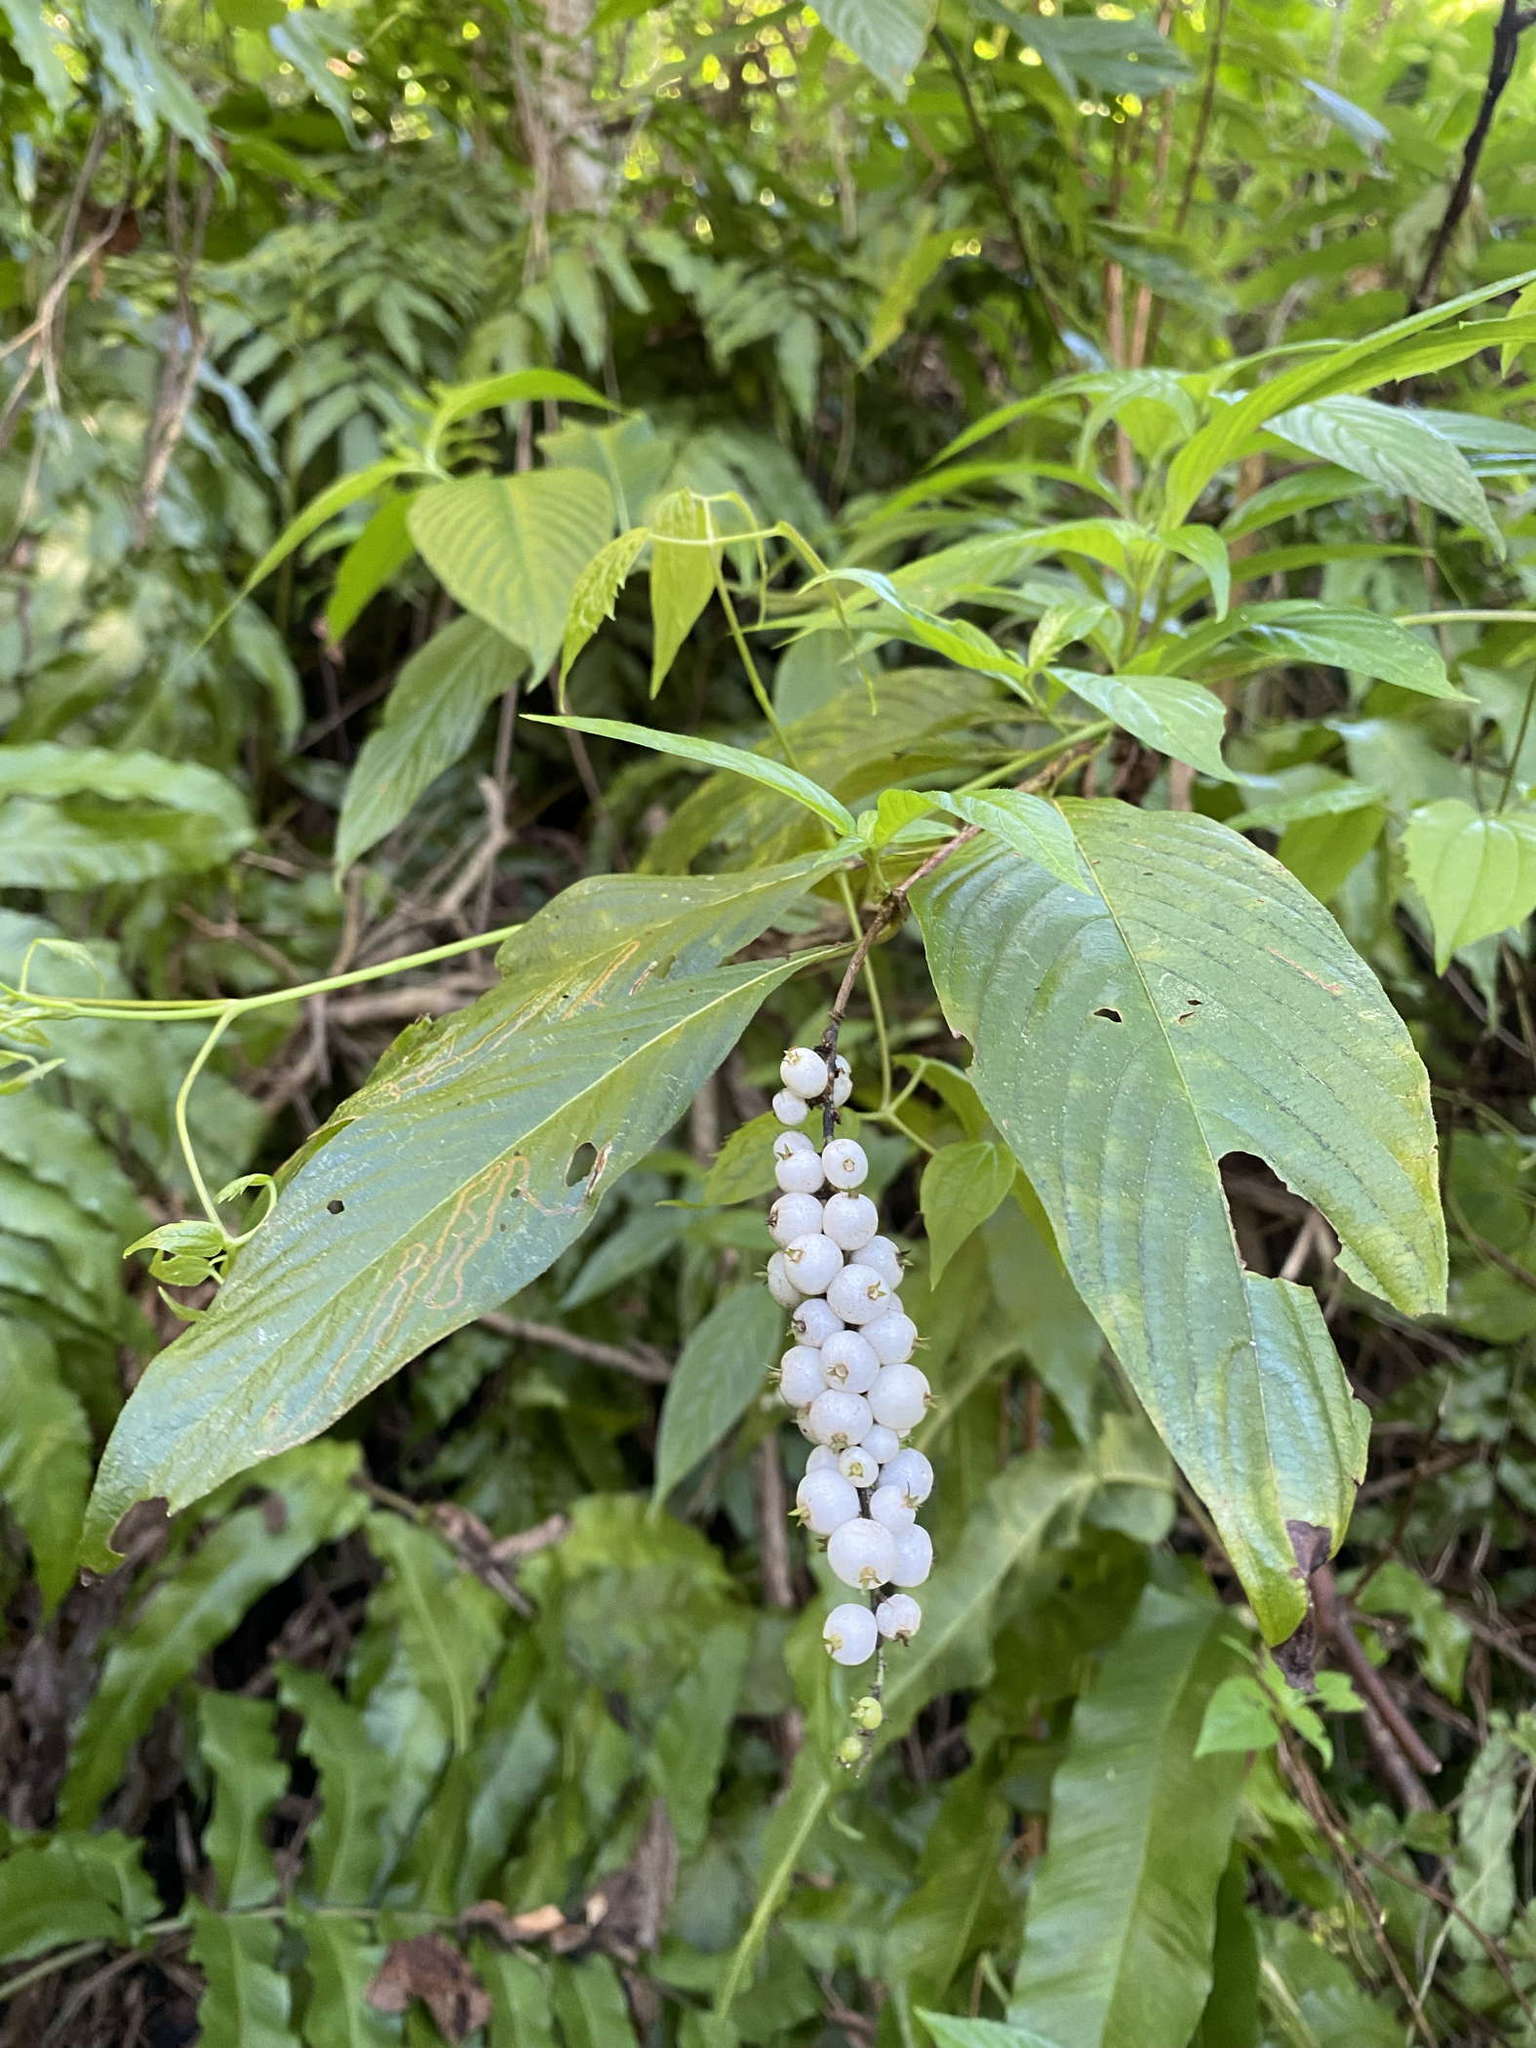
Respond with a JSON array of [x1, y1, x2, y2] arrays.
[[915, 800, 1445, 1641], [82, 858, 847, 1563]]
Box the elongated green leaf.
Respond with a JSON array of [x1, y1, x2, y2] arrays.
[[481, 1950, 559, 2048], [915, 803, 1445, 1639], [0, 1320, 91, 1609], [809, 568, 1029, 686], [562, 528, 648, 683], [198, 1693, 285, 1909], [920, 2015, 1061, 2048], [1450, 1728, 1521, 1959], [366, 1512, 505, 1751], [551, 1955, 638, 2047], [225, 461, 410, 627], [83, 861, 843, 1562], [428, 367, 616, 439], [717, 1451, 1092, 2015], [815, 0, 934, 95], [63, 1444, 367, 1818], [1053, 668, 1233, 781], [1194, 603, 1458, 700], [409, 469, 614, 676], [0, 1831, 156, 1964], [1403, 799, 1536, 971], [888, 1766, 1011, 2005], [335, 618, 523, 875], [1261, 1921, 1402, 2047], [653, 1284, 783, 1501], [920, 1141, 1016, 1284], [1269, 396, 1500, 550], [324, 493, 418, 643], [529, 714, 857, 834], [1163, 270, 1536, 523], [1009, 1587, 1244, 2048], [650, 490, 718, 694], [188, 1904, 295, 2047], [295, 1917, 397, 2048], [277, 1666, 393, 1906], [0, 745, 254, 888], [934, 790, 1093, 894]]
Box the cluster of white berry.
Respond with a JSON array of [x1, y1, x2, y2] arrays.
[[768, 1045, 933, 1673]]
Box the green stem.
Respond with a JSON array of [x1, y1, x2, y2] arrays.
[[1396, 611, 1536, 627], [954, 720, 1114, 796], [1496, 668, 1536, 812], [177, 1009, 237, 1227]]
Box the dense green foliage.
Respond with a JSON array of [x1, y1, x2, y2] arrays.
[[5, 2, 1536, 2043]]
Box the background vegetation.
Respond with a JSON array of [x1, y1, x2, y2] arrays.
[[4, 1, 1536, 2043]]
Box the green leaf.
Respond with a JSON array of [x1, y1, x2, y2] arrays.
[[649, 490, 718, 695], [1053, 668, 1233, 781], [863, 221, 952, 364], [268, 7, 357, 135], [225, 461, 410, 624], [0, 0, 74, 108], [701, 1110, 782, 1206], [1268, 395, 1501, 551], [811, 567, 1028, 686], [83, 861, 843, 1562], [562, 528, 648, 683], [0, 1831, 156, 1964], [480, 1950, 559, 2048], [1195, 1673, 1281, 1757], [62, 1443, 367, 1819], [295, 1916, 397, 2048], [198, 1693, 285, 1909], [1161, 525, 1231, 620], [1261, 1920, 1401, 2047], [427, 367, 616, 440], [0, 745, 254, 888], [888, 1766, 1012, 2004], [551, 1955, 638, 2047], [1215, 603, 1457, 700], [934, 790, 1094, 894], [1351, 1559, 1471, 1701], [920, 2013, 1063, 2048], [915, 802, 1445, 1640], [1009, 1588, 1244, 2048], [366, 1512, 505, 1751], [920, 1141, 1016, 1284], [0, 1320, 91, 1610], [1162, 270, 1536, 524], [408, 469, 615, 676], [814, 0, 934, 96], [528, 714, 857, 834], [1450, 1727, 1521, 1959], [653, 1284, 783, 1501], [277, 1667, 392, 1906], [335, 618, 524, 875], [324, 493, 418, 643], [187, 1904, 295, 2047], [1404, 799, 1536, 972]]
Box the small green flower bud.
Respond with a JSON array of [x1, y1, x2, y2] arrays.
[[850, 1695, 883, 1731], [835, 1735, 864, 1769]]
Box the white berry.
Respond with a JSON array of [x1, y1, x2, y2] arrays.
[[827, 1516, 898, 1590], [861, 1236, 904, 1288], [806, 1444, 839, 1474], [821, 1139, 868, 1189], [766, 1252, 802, 1309], [869, 1362, 929, 1431], [869, 1483, 916, 1531], [807, 1389, 872, 1450], [790, 1298, 843, 1348], [775, 1150, 824, 1195], [866, 1311, 917, 1366], [882, 1448, 933, 1507], [826, 1262, 893, 1326], [820, 1327, 878, 1393], [838, 1445, 880, 1487], [796, 1470, 861, 1535], [769, 1192, 823, 1246], [774, 1129, 814, 1161], [889, 1523, 932, 1587], [829, 1054, 853, 1108], [822, 1191, 878, 1251], [780, 1047, 829, 1100], [876, 1594, 922, 1640], [783, 1231, 843, 1297], [778, 1346, 826, 1407], [863, 1425, 902, 1465], [824, 1602, 877, 1666], [773, 1088, 810, 1127]]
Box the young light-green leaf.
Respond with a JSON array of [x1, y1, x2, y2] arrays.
[[920, 1141, 1017, 1284], [1052, 668, 1233, 781], [527, 714, 857, 834], [563, 528, 649, 684], [1403, 799, 1536, 971], [649, 490, 718, 695], [915, 802, 1446, 1641]]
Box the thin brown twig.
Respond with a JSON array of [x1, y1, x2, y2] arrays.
[[1312, 1564, 1442, 1779], [479, 1312, 670, 1383]]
